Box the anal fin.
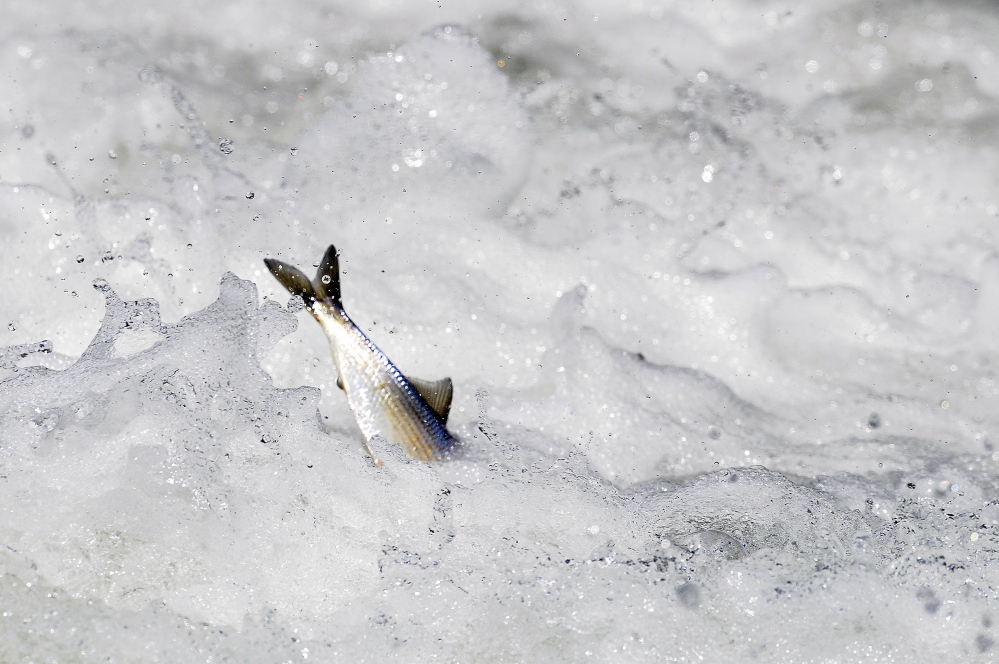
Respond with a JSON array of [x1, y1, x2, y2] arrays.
[[408, 376, 454, 424]]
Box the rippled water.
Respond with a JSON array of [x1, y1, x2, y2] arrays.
[[2, 2, 999, 662]]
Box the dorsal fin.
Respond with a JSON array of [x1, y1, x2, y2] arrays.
[[408, 376, 453, 424], [312, 244, 341, 305], [264, 258, 317, 307]]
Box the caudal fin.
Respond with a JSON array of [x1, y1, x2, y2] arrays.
[[311, 245, 341, 305], [264, 258, 317, 307]]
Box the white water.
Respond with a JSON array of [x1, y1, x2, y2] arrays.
[[2, 2, 999, 662]]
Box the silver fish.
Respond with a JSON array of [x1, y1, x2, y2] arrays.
[[264, 245, 455, 465]]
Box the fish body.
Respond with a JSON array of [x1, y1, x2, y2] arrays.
[[265, 246, 455, 465]]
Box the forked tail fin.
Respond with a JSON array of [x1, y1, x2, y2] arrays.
[[264, 244, 342, 309], [264, 258, 317, 307], [311, 245, 341, 305]]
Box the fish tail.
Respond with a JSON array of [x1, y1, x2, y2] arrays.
[[311, 245, 341, 305], [264, 258, 318, 308]]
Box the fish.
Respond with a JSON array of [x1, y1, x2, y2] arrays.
[[264, 245, 456, 466]]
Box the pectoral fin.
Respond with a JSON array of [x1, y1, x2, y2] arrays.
[[336, 376, 344, 391], [409, 376, 453, 424]]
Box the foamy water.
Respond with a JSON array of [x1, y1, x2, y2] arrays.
[[2, 2, 999, 662]]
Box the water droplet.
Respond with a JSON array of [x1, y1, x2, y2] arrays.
[[108, 149, 117, 159], [290, 147, 298, 156], [21, 124, 34, 139], [246, 192, 255, 199], [219, 138, 234, 155], [321, 275, 331, 284], [7, 321, 16, 331], [76, 255, 84, 263]]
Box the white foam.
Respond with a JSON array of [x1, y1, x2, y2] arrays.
[[3, 5, 999, 662]]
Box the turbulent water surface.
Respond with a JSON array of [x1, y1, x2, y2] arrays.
[[2, 1, 999, 662]]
